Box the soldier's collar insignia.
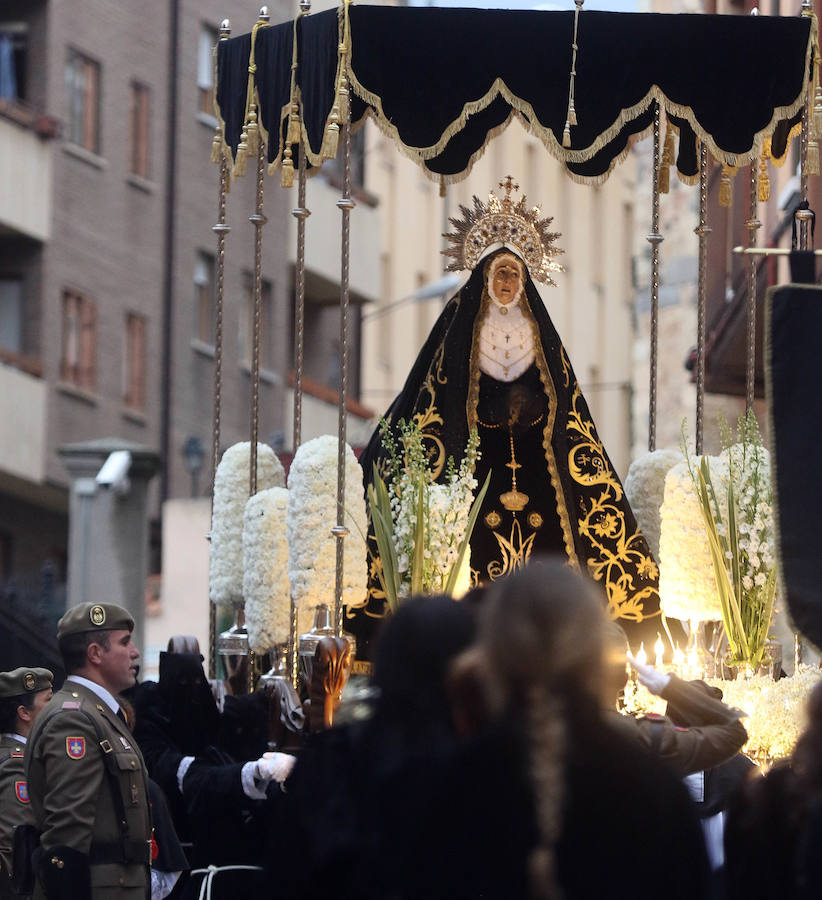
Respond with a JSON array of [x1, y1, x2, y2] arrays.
[[66, 736, 86, 759]]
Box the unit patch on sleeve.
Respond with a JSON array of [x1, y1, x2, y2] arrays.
[[66, 736, 86, 759], [15, 781, 29, 803]]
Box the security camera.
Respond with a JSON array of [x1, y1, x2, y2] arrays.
[[95, 450, 132, 495]]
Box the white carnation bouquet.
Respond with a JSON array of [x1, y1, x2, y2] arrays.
[[286, 435, 368, 633], [243, 487, 290, 652], [624, 448, 684, 560], [659, 457, 725, 623], [686, 412, 777, 671], [367, 418, 490, 610], [210, 442, 285, 606]]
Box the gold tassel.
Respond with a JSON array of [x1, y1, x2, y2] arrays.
[[439, 177, 446, 199], [568, 104, 577, 127], [808, 140, 820, 176], [658, 165, 670, 195], [662, 130, 675, 167], [210, 127, 223, 164], [719, 165, 732, 207], [286, 101, 301, 145], [245, 106, 259, 156], [758, 141, 770, 202], [233, 126, 249, 177], [562, 121, 571, 148], [813, 84, 822, 140], [281, 157, 295, 188], [321, 122, 340, 161]]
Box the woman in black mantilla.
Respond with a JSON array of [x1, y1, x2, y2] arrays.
[[354, 178, 660, 652]]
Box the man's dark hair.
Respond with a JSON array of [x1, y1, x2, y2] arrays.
[[59, 630, 111, 674], [0, 693, 34, 734]]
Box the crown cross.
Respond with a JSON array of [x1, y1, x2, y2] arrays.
[[499, 175, 519, 204]]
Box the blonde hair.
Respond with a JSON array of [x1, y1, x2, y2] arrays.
[[479, 558, 607, 900]]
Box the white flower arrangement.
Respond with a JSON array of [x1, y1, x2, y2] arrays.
[[243, 487, 290, 652], [286, 435, 368, 627], [367, 419, 489, 610], [210, 442, 285, 606], [687, 413, 777, 670], [658, 458, 725, 622], [624, 666, 822, 764], [624, 448, 684, 560]]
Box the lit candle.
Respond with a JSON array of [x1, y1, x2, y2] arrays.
[[654, 633, 665, 670], [673, 644, 685, 676], [636, 641, 647, 667]]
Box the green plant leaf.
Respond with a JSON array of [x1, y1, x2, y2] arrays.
[[444, 471, 491, 595], [410, 479, 425, 596]]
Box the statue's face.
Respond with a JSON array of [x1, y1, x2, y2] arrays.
[[491, 260, 522, 305]]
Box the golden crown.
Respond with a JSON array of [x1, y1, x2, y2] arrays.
[[443, 176, 564, 286]]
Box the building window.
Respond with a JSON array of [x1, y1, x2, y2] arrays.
[[0, 24, 27, 103], [66, 49, 100, 154], [60, 289, 96, 390], [124, 313, 146, 411], [129, 81, 150, 179], [194, 252, 215, 345], [239, 274, 273, 369], [0, 277, 23, 354], [197, 25, 217, 116]]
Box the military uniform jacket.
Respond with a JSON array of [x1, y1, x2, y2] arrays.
[[25, 683, 151, 899], [0, 733, 34, 896]]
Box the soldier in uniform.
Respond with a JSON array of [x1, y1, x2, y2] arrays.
[[25, 603, 152, 900], [0, 668, 54, 899]]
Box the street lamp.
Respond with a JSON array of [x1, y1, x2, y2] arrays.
[[181, 436, 205, 497]]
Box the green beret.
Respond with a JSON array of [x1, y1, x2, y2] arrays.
[[57, 602, 135, 639], [0, 667, 54, 698]]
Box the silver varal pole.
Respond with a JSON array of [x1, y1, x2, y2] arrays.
[[646, 103, 663, 452], [695, 143, 710, 456], [289, 109, 310, 691], [333, 71, 354, 637], [744, 160, 760, 413], [208, 18, 232, 680]]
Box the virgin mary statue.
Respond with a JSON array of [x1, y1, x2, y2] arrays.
[[355, 178, 660, 648]]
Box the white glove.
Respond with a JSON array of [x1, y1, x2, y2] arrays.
[[254, 751, 296, 784], [627, 655, 671, 696]]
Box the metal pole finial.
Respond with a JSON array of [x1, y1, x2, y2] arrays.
[[219, 19, 231, 38], [259, 6, 270, 21], [299, 0, 311, 11]]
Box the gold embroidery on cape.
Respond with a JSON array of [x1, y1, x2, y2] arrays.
[[565, 386, 659, 621], [560, 346, 571, 389], [487, 518, 538, 581]]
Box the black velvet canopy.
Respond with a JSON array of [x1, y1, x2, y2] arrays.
[[215, 5, 814, 185]]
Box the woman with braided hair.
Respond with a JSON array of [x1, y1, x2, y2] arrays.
[[393, 558, 709, 900]]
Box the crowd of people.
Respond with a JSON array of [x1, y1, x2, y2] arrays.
[[1, 556, 821, 899]]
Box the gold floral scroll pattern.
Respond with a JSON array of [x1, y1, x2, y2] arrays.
[[411, 358, 447, 479], [486, 518, 538, 580], [566, 386, 659, 622]]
